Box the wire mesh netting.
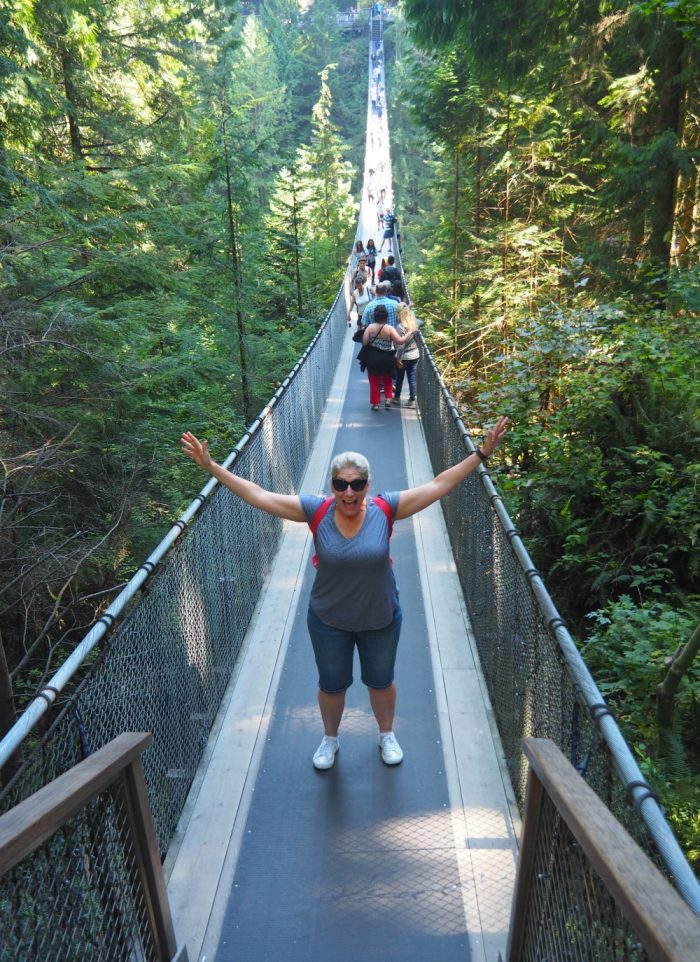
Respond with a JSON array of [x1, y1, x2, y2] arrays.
[[391, 243, 699, 939], [414, 350, 663, 861], [518, 790, 652, 962], [1, 780, 157, 962], [0, 286, 347, 839]]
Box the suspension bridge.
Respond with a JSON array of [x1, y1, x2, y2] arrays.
[[1, 8, 699, 962]]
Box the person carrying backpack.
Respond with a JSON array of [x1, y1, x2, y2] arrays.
[[378, 254, 402, 296], [179, 421, 508, 771]]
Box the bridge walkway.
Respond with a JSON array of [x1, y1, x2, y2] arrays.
[[165, 326, 519, 962]]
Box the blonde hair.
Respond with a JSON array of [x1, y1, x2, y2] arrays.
[[330, 451, 371, 481], [396, 303, 418, 333]]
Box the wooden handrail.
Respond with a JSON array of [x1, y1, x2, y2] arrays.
[[507, 737, 700, 962], [0, 732, 187, 962]]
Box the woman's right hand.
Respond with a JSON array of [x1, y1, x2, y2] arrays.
[[180, 431, 214, 471]]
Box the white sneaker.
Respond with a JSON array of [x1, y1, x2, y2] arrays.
[[378, 732, 403, 765], [313, 735, 339, 770]]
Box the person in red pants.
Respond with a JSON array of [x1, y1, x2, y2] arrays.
[[361, 305, 411, 410]]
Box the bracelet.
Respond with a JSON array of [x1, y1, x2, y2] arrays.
[[475, 447, 489, 461]]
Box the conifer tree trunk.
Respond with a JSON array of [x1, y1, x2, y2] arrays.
[[451, 147, 460, 360], [474, 112, 485, 366], [60, 46, 83, 161], [671, 49, 699, 266], [502, 97, 511, 341], [290, 174, 303, 316], [647, 25, 684, 273], [474, 136, 482, 331], [224, 139, 252, 422]]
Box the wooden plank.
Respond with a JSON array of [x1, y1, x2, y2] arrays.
[[506, 762, 545, 962], [522, 737, 700, 962], [119, 756, 179, 962], [0, 732, 152, 874]]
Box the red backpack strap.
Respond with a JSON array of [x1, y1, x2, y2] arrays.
[[309, 496, 334, 568], [372, 496, 393, 538], [309, 495, 393, 568]]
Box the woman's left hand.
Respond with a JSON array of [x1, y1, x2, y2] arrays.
[[180, 431, 215, 470], [481, 416, 510, 457]]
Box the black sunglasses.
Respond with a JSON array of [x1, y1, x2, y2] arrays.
[[332, 478, 368, 492]]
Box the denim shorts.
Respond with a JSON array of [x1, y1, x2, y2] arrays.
[[307, 606, 402, 693]]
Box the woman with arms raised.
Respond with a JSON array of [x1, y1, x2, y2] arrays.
[[180, 415, 508, 770]]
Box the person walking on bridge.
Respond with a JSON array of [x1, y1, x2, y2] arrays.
[[360, 281, 398, 326], [180, 416, 509, 770], [394, 302, 421, 407], [377, 254, 402, 298], [360, 303, 410, 410], [379, 209, 397, 253], [348, 276, 372, 325]]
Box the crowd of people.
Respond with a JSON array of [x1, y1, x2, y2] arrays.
[[348, 33, 414, 411], [348, 233, 418, 410]]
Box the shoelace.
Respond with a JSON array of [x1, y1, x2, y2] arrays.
[[317, 737, 337, 758]]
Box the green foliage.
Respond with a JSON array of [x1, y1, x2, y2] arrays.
[[0, 0, 361, 716], [582, 598, 698, 720], [581, 597, 700, 871], [265, 67, 357, 315], [634, 0, 700, 48], [492, 306, 700, 617]]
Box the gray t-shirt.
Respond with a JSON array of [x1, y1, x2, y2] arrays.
[[301, 492, 400, 631]]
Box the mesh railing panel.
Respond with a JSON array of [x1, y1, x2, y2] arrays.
[[519, 790, 651, 962], [0, 285, 348, 860], [393, 244, 698, 910], [1, 782, 157, 962], [415, 352, 662, 860]]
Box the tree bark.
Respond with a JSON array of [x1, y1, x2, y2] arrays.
[[0, 636, 20, 786], [451, 146, 460, 360], [670, 47, 699, 267], [474, 128, 482, 333], [502, 96, 511, 341], [60, 46, 83, 161], [657, 621, 700, 728], [647, 24, 685, 273], [223, 138, 252, 422], [290, 172, 303, 317]]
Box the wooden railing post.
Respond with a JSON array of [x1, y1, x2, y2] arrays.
[[117, 753, 180, 961], [505, 738, 700, 962], [0, 732, 188, 962], [506, 760, 546, 962]]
